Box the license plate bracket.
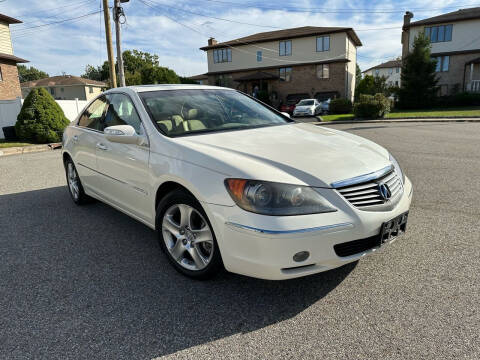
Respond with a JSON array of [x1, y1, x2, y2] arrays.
[[379, 211, 409, 246]]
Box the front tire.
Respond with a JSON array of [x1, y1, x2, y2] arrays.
[[156, 190, 222, 279], [65, 158, 91, 205]]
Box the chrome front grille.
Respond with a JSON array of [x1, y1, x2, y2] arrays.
[[332, 166, 403, 210]]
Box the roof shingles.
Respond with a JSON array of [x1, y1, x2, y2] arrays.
[[21, 75, 106, 88], [409, 7, 480, 27]]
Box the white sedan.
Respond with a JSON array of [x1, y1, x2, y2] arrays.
[[293, 98, 322, 117], [62, 85, 412, 280]]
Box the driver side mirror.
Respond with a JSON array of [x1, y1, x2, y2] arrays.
[[104, 125, 141, 145], [281, 112, 291, 118]]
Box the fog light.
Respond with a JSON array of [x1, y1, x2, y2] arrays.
[[293, 251, 310, 262]]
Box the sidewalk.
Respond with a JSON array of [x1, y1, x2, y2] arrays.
[[0, 143, 61, 157]]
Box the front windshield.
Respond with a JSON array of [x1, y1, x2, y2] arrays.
[[140, 89, 291, 137], [298, 100, 314, 106]]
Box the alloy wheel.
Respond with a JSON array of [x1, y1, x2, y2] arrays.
[[67, 162, 80, 200], [161, 204, 214, 271]]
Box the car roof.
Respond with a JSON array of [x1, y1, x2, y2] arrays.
[[105, 84, 230, 94], [299, 98, 316, 101]]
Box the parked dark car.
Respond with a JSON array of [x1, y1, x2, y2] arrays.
[[280, 93, 309, 114]]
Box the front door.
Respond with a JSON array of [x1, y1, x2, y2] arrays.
[[95, 93, 152, 224], [73, 96, 108, 194]]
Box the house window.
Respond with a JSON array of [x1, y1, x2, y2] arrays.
[[0, 66, 3, 81], [279, 40, 292, 56], [375, 69, 380, 76], [434, 56, 449, 72], [89, 86, 94, 93], [213, 48, 232, 63], [50, 87, 55, 95], [214, 74, 233, 87], [316, 64, 330, 79], [396, 67, 400, 73], [61, 88, 64, 92], [395, 81, 399, 86], [279, 67, 292, 81], [389, 68, 393, 75], [257, 51, 262, 62], [425, 24, 453, 43], [316, 36, 330, 52]]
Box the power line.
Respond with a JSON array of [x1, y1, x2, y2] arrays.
[[155, 0, 480, 14], [139, 0, 349, 65], [11, 10, 103, 38]]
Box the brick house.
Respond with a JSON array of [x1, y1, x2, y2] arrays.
[[402, 7, 480, 95], [363, 60, 402, 87], [0, 13, 28, 100], [199, 26, 362, 106]]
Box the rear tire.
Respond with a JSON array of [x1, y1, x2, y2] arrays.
[[65, 158, 91, 205], [156, 190, 223, 280]]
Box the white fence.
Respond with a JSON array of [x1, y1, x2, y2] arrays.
[[0, 98, 88, 139], [0, 98, 22, 139]]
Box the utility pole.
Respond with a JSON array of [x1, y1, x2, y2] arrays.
[[102, 0, 117, 88], [114, 0, 127, 87]]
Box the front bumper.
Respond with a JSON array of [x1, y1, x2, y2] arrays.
[[206, 176, 413, 280]]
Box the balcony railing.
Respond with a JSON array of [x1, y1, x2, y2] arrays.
[[468, 80, 480, 92]]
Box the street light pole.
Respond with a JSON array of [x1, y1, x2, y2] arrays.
[[114, 0, 126, 87], [102, 0, 117, 88]]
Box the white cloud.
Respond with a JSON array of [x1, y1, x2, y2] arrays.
[[1, 0, 477, 77]]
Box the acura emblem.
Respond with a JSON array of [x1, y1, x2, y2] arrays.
[[378, 183, 392, 200]]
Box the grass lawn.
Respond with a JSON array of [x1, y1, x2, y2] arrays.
[[322, 107, 480, 121], [0, 140, 33, 148]]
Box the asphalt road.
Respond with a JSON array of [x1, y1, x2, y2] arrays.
[[0, 122, 479, 360]]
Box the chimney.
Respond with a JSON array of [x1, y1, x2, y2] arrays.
[[208, 37, 217, 46], [401, 11, 414, 59]]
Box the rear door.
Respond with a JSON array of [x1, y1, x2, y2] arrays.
[[72, 96, 108, 194], [95, 92, 152, 223]]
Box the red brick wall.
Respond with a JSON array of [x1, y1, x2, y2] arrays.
[[208, 62, 347, 106], [0, 60, 21, 100]]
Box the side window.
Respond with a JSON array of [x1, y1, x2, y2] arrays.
[[78, 96, 108, 131], [104, 93, 142, 134]]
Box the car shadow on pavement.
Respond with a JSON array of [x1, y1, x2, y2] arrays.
[[0, 186, 357, 359]]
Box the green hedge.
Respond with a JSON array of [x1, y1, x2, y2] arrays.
[[329, 98, 353, 114], [437, 92, 480, 107], [15, 88, 70, 143], [353, 94, 391, 119]]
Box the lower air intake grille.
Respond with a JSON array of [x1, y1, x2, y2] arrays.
[[333, 235, 379, 257]]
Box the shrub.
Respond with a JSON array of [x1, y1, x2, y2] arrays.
[[437, 92, 480, 107], [353, 94, 391, 119], [329, 98, 353, 114], [15, 88, 70, 143]]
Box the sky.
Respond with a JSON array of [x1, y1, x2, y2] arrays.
[[1, 0, 478, 77]]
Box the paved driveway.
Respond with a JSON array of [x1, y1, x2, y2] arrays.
[[0, 122, 479, 359]]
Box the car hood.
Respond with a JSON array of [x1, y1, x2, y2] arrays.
[[174, 123, 390, 187]]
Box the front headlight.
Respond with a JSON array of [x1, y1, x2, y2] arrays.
[[225, 179, 337, 216], [389, 153, 405, 184]]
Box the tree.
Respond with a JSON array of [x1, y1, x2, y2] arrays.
[[355, 74, 390, 100], [356, 64, 362, 86], [398, 33, 438, 109], [17, 65, 49, 82], [81, 49, 180, 86], [15, 88, 70, 143]]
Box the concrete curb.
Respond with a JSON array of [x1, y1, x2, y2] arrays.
[[315, 118, 480, 125], [0, 143, 61, 157]]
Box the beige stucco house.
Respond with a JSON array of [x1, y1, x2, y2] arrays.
[[21, 75, 107, 101], [363, 60, 402, 87], [0, 13, 28, 100], [200, 26, 362, 104], [402, 7, 480, 95]]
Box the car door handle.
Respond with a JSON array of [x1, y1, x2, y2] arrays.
[[96, 143, 108, 151], [72, 135, 78, 143]]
